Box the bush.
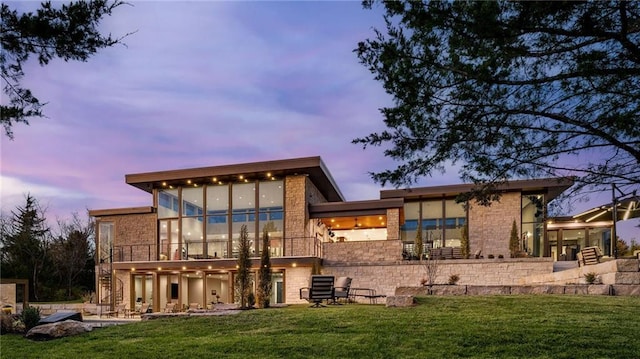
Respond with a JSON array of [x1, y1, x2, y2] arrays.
[[247, 293, 256, 308], [1, 312, 14, 334], [498, 254, 504, 259], [487, 254, 495, 259], [584, 272, 598, 284], [448, 274, 460, 285], [21, 306, 41, 331]]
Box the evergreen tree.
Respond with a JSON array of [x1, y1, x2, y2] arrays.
[[460, 224, 470, 259], [509, 220, 520, 258], [1, 1, 129, 139], [413, 227, 423, 260], [256, 222, 274, 308], [0, 194, 50, 301], [235, 225, 252, 309]]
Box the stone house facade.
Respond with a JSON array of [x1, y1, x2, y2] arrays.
[[90, 156, 590, 312]]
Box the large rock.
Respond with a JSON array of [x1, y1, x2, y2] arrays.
[[26, 320, 92, 341], [385, 295, 415, 307]]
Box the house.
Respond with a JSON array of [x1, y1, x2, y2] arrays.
[[90, 156, 620, 312]]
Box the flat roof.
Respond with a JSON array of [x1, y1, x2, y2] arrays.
[[380, 177, 574, 202], [309, 198, 404, 218], [125, 156, 345, 202]]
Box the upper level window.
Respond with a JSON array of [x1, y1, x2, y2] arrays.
[[158, 188, 179, 218]]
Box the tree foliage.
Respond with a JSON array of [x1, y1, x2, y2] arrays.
[[355, 1, 640, 201], [0, 0, 128, 139], [235, 224, 253, 309], [50, 213, 95, 300], [0, 194, 50, 301], [509, 219, 519, 258], [413, 226, 423, 259], [256, 222, 274, 309], [0, 195, 95, 301]]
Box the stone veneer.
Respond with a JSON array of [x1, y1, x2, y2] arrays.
[[385, 208, 400, 241], [521, 259, 640, 285], [322, 258, 554, 300], [323, 240, 403, 264], [100, 213, 157, 261], [468, 192, 521, 258], [285, 176, 327, 256]]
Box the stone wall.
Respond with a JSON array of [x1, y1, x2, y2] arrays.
[[386, 208, 400, 241], [322, 258, 554, 299], [521, 259, 640, 285], [323, 240, 403, 265], [286, 266, 313, 304], [100, 213, 157, 261], [284, 175, 327, 256], [468, 192, 520, 257]]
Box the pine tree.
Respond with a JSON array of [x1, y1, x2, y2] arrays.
[[235, 225, 252, 309], [460, 224, 470, 259], [509, 220, 520, 258], [0, 194, 50, 301], [414, 227, 423, 260], [256, 222, 274, 308]]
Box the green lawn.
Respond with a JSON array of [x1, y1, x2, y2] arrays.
[[1, 296, 639, 359]]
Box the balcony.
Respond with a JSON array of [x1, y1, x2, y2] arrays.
[[109, 236, 323, 263]]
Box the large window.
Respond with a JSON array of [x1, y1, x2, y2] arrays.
[[98, 221, 114, 263], [522, 194, 545, 257], [156, 180, 284, 259], [401, 199, 467, 252]]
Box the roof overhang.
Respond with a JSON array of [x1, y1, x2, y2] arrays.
[[125, 156, 345, 202], [309, 198, 404, 218], [571, 197, 640, 223], [380, 177, 574, 202], [89, 206, 155, 218]]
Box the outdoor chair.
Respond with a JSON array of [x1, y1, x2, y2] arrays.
[[332, 276, 352, 304], [579, 246, 603, 266], [132, 302, 149, 316], [300, 275, 335, 308], [164, 302, 177, 313]]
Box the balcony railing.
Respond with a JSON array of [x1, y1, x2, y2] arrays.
[[110, 236, 323, 263]]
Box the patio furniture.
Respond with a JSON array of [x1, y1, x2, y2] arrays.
[[579, 246, 603, 266], [163, 302, 177, 313], [332, 277, 352, 304], [300, 275, 335, 308], [349, 288, 386, 304], [132, 303, 149, 316]]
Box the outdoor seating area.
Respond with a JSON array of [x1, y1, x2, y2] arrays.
[[299, 275, 385, 307]]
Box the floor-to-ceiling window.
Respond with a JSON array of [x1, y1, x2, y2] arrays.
[[206, 184, 229, 259], [400, 198, 467, 255], [522, 194, 545, 257], [157, 179, 284, 259]]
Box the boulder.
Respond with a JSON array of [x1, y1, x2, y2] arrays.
[[26, 320, 92, 341], [385, 295, 415, 307]]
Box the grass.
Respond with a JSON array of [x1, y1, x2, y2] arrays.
[[1, 295, 639, 359]]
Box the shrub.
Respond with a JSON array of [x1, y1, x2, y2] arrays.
[[247, 292, 256, 308], [487, 254, 495, 259], [21, 306, 41, 331], [498, 254, 504, 259], [448, 274, 460, 285], [1, 312, 14, 334], [584, 272, 598, 284]]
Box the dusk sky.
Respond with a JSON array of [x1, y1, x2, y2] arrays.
[[1, 1, 637, 242]]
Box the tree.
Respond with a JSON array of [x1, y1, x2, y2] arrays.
[[460, 223, 469, 259], [235, 225, 253, 309], [354, 1, 640, 202], [413, 226, 423, 259], [0, 194, 50, 301], [256, 223, 274, 309], [1, 0, 129, 139], [50, 212, 95, 299], [509, 219, 519, 258]]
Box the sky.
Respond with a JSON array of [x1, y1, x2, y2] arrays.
[[1, 0, 638, 242]]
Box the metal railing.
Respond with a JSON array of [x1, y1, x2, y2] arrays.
[[111, 236, 324, 262]]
